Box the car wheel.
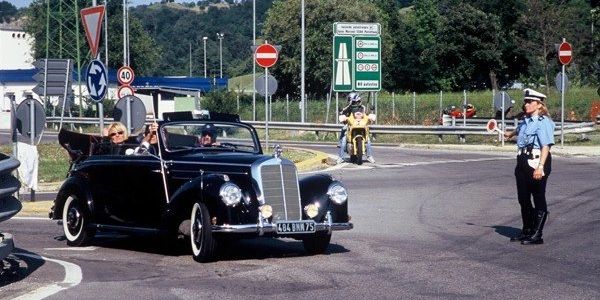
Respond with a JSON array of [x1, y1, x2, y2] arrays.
[[190, 202, 217, 262], [62, 194, 94, 246], [303, 233, 331, 255]]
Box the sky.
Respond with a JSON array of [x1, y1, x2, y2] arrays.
[[10, 0, 200, 9]]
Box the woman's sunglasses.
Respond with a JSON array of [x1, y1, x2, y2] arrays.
[[524, 99, 542, 104], [109, 131, 124, 137]]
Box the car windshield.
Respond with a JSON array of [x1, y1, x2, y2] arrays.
[[162, 122, 259, 153]]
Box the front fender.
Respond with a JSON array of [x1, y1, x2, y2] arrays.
[[51, 175, 94, 220], [299, 174, 349, 223], [167, 174, 229, 227]]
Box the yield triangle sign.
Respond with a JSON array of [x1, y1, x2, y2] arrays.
[[80, 5, 105, 59]]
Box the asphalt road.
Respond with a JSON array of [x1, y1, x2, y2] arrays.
[[1, 146, 600, 299]]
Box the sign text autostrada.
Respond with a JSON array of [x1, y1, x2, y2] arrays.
[[333, 22, 381, 92]]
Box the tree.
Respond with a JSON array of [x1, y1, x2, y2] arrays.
[[23, 0, 161, 76], [435, 2, 504, 90], [391, 0, 442, 92], [262, 0, 389, 97], [0, 1, 18, 23], [514, 0, 580, 93]]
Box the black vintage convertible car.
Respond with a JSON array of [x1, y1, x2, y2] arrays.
[[50, 112, 352, 262]]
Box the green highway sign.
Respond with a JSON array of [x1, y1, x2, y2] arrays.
[[332, 23, 381, 92], [333, 36, 353, 92], [353, 36, 381, 91]]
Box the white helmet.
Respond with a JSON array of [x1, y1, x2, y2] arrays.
[[347, 92, 361, 102]]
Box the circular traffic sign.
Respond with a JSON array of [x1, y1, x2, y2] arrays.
[[86, 59, 108, 103], [114, 95, 146, 133], [493, 91, 513, 113], [117, 85, 135, 98], [255, 74, 278, 96], [255, 44, 278, 68], [558, 42, 572, 65], [555, 72, 569, 92], [15, 98, 45, 141], [117, 66, 135, 85]]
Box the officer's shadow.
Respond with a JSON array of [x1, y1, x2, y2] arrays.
[[466, 222, 520, 239]]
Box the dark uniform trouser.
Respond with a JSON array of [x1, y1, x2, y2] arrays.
[[514, 153, 552, 230]]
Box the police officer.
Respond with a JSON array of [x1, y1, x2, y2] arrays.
[[504, 88, 555, 245]]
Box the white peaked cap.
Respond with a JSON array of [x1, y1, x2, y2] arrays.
[[523, 88, 546, 102]]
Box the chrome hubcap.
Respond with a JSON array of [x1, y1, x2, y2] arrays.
[[67, 206, 81, 234]]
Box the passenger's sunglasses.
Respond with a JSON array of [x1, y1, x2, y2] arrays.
[[109, 131, 124, 137]]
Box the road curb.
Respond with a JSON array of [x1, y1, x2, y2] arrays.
[[293, 147, 331, 172], [18, 200, 52, 218]]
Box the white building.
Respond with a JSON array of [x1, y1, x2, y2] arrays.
[[0, 22, 34, 69]]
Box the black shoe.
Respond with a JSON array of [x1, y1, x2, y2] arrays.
[[510, 229, 532, 242], [522, 210, 548, 245]]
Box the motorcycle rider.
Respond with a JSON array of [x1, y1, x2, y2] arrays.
[[337, 92, 375, 164]]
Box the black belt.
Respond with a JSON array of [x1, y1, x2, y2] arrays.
[[518, 148, 540, 158]]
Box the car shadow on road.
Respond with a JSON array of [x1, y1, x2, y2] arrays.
[[0, 248, 46, 288], [74, 233, 349, 261], [215, 238, 350, 261]]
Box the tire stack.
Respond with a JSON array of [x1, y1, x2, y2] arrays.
[[0, 153, 22, 261]]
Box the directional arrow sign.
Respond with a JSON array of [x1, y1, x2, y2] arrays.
[[32, 86, 74, 96], [81, 5, 105, 58], [86, 59, 108, 103], [32, 59, 73, 97]]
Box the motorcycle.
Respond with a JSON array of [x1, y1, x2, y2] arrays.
[[339, 111, 375, 165]]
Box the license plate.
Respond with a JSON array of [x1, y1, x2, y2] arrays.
[[276, 220, 316, 234]]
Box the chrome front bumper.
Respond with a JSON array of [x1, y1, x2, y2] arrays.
[[211, 212, 353, 235]]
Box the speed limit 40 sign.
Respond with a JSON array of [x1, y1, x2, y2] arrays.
[[117, 66, 135, 85]]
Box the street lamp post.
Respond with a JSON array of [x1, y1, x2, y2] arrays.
[[217, 33, 224, 78], [203, 36, 208, 78]]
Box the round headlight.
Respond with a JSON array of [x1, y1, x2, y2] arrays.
[[327, 183, 348, 204], [259, 205, 272, 218], [219, 182, 242, 206], [304, 204, 319, 218]]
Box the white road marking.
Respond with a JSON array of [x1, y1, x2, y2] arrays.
[[11, 252, 82, 300], [12, 217, 54, 221], [376, 156, 513, 168], [44, 246, 97, 251]]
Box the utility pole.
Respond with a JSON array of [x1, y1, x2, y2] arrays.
[[217, 33, 224, 78], [300, 0, 306, 123], [252, 0, 256, 121], [189, 42, 192, 77], [203, 36, 208, 77]]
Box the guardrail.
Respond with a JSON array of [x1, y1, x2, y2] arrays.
[[45, 116, 596, 137]]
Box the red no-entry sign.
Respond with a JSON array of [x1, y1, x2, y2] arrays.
[[255, 44, 278, 68], [558, 42, 572, 65]]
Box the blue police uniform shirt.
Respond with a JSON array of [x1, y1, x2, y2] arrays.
[[516, 115, 555, 149]]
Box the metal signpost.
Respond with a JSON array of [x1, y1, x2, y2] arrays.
[[333, 23, 381, 118], [15, 98, 46, 202], [117, 65, 136, 132], [32, 59, 73, 131], [558, 39, 572, 147], [81, 5, 107, 134], [255, 43, 279, 150]]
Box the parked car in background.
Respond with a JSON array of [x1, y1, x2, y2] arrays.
[[50, 112, 353, 262]]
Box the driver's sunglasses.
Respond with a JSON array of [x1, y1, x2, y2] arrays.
[[201, 131, 212, 137], [109, 131, 124, 137]]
